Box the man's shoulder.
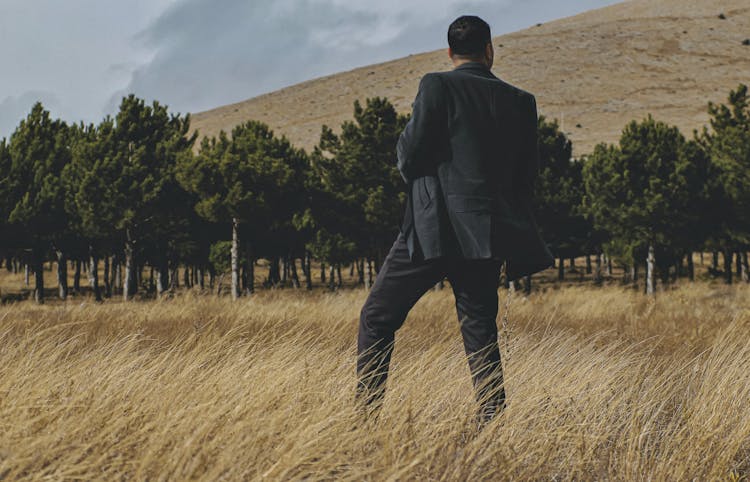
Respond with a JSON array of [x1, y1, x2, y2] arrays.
[[417, 71, 447, 87], [429, 70, 536, 100], [493, 77, 536, 104]]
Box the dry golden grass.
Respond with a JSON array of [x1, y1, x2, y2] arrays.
[[1, 276, 749, 480]]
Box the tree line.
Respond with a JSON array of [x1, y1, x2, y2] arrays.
[[0, 85, 748, 303]]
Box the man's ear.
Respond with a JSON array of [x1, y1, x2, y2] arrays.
[[448, 47, 454, 60], [485, 43, 494, 68]]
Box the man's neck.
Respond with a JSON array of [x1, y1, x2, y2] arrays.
[[452, 57, 490, 69]]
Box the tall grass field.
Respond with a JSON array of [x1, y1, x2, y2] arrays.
[[1, 266, 749, 480]]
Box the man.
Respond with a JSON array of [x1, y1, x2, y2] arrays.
[[356, 15, 553, 424]]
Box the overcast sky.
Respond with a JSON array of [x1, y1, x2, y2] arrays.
[[0, 0, 621, 138]]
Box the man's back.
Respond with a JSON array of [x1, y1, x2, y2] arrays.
[[435, 63, 537, 206], [397, 61, 550, 277]]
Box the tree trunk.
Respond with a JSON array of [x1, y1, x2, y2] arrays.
[[687, 252, 694, 282], [632, 263, 639, 284], [56, 250, 68, 300], [357, 258, 365, 286], [231, 217, 241, 300], [724, 249, 733, 285], [585, 254, 592, 274], [569, 257, 577, 273], [646, 244, 655, 296], [33, 255, 44, 304], [87, 259, 94, 286], [557, 257, 564, 281], [168, 263, 178, 289], [103, 255, 111, 298], [303, 252, 312, 290], [24, 263, 30, 286], [216, 274, 224, 297], [524, 274, 532, 295], [89, 246, 101, 302], [328, 264, 336, 291], [183, 264, 191, 288], [269, 257, 280, 287], [73, 260, 81, 293], [366, 259, 373, 289], [281, 257, 288, 286], [659, 260, 668, 286], [198, 266, 205, 290], [336, 263, 343, 289], [594, 253, 602, 285], [606, 256, 613, 277], [111, 254, 119, 293], [156, 259, 169, 297], [736, 251, 742, 277], [741, 252, 749, 283], [123, 233, 136, 301], [320, 262, 326, 284], [349, 263, 355, 278], [712, 251, 719, 272], [300, 254, 308, 279], [290, 257, 300, 289], [240, 263, 248, 293], [208, 267, 215, 290]]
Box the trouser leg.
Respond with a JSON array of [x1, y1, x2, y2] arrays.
[[357, 232, 447, 409], [448, 259, 505, 423]]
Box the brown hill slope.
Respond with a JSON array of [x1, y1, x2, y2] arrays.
[[190, 0, 750, 156]]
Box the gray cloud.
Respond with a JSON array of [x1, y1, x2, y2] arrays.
[[0, 0, 621, 137], [0, 0, 171, 137], [121, 0, 621, 116]]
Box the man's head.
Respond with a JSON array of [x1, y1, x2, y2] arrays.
[[447, 15, 493, 68]]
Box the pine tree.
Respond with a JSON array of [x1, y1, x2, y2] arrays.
[[6, 103, 71, 303], [309, 98, 408, 273], [533, 116, 591, 281], [68, 95, 196, 301], [178, 121, 304, 299], [582, 116, 697, 294], [699, 84, 750, 283], [0, 138, 12, 259]]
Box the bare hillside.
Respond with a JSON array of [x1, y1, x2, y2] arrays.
[[191, 0, 750, 156]]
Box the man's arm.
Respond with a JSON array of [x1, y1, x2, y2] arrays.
[[518, 94, 540, 201], [396, 73, 445, 183]]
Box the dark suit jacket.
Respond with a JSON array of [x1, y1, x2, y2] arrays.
[[396, 61, 553, 281]]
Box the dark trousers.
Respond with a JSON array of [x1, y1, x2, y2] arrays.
[[357, 232, 505, 422]]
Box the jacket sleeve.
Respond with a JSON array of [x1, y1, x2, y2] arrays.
[[396, 73, 445, 183], [518, 94, 540, 201]]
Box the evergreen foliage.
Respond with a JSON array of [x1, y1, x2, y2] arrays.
[[1, 86, 749, 302]]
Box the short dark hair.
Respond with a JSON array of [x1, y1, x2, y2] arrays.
[[448, 15, 491, 56]]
